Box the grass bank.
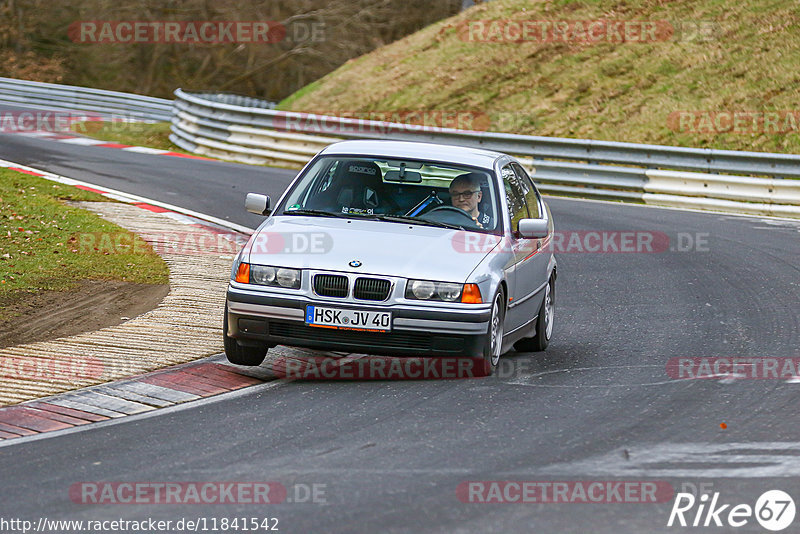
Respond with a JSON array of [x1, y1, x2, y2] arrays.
[[0, 167, 169, 318]]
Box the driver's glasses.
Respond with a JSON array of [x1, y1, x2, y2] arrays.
[[450, 190, 480, 200]]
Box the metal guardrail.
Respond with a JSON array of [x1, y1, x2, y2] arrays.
[[0, 77, 172, 121], [171, 89, 800, 176], [170, 89, 800, 217], [642, 170, 800, 218]]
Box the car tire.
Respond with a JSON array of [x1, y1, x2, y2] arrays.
[[514, 277, 554, 353], [475, 289, 505, 377], [223, 307, 269, 366]]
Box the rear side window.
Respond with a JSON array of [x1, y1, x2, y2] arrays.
[[501, 164, 529, 231], [512, 163, 541, 219]]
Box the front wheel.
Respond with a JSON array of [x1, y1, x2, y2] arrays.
[[514, 277, 554, 353], [474, 289, 505, 377], [223, 307, 269, 366]]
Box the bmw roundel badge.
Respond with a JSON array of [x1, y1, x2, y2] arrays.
[[349, 260, 362, 268]]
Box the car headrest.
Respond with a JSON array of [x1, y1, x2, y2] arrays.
[[334, 160, 383, 187], [329, 160, 385, 211]]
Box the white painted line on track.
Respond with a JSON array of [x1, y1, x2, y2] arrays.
[[57, 137, 108, 146], [123, 146, 170, 154], [12, 131, 57, 137]]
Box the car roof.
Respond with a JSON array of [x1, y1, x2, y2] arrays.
[[319, 140, 506, 169]]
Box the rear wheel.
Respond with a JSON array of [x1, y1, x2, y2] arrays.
[[223, 307, 269, 366], [514, 277, 554, 353], [474, 289, 505, 377]]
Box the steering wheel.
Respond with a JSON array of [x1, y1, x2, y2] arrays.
[[422, 205, 477, 225]]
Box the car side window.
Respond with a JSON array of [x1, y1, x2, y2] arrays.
[[292, 159, 335, 208], [501, 164, 529, 232], [511, 163, 541, 219]]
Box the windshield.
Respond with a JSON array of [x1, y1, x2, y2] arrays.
[[277, 155, 501, 233]]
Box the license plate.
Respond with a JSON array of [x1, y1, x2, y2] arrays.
[[305, 305, 392, 332]]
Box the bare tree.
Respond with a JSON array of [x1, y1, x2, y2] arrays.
[[0, 0, 462, 99]]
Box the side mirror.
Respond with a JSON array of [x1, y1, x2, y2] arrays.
[[245, 193, 271, 216], [518, 218, 549, 239]]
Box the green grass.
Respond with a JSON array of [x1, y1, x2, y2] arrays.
[[278, 79, 324, 110], [281, 0, 800, 154], [70, 121, 180, 152], [0, 167, 169, 317]]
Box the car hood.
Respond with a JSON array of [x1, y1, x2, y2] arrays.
[[243, 216, 499, 282]]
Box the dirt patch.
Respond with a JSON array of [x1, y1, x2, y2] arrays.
[[0, 280, 169, 349]]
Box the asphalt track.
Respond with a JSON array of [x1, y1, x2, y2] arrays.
[[1, 121, 799, 533]]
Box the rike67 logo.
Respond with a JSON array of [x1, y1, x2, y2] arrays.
[[668, 490, 796, 531]]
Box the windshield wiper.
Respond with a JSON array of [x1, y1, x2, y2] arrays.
[[372, 214, 465, 231], [281, 209, 349, 218]]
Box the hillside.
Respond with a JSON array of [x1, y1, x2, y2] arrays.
[[281, 0, 800, 153]]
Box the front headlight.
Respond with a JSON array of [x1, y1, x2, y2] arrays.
[[406, 279, 466, 302], [237, 263, 301, 289]]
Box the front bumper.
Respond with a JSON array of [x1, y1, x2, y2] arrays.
[[226, 284, 491, 357]]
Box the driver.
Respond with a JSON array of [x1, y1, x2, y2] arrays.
[[449, 173, 492, 228]]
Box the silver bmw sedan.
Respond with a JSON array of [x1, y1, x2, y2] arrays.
[[224, 140, 556, 376]]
